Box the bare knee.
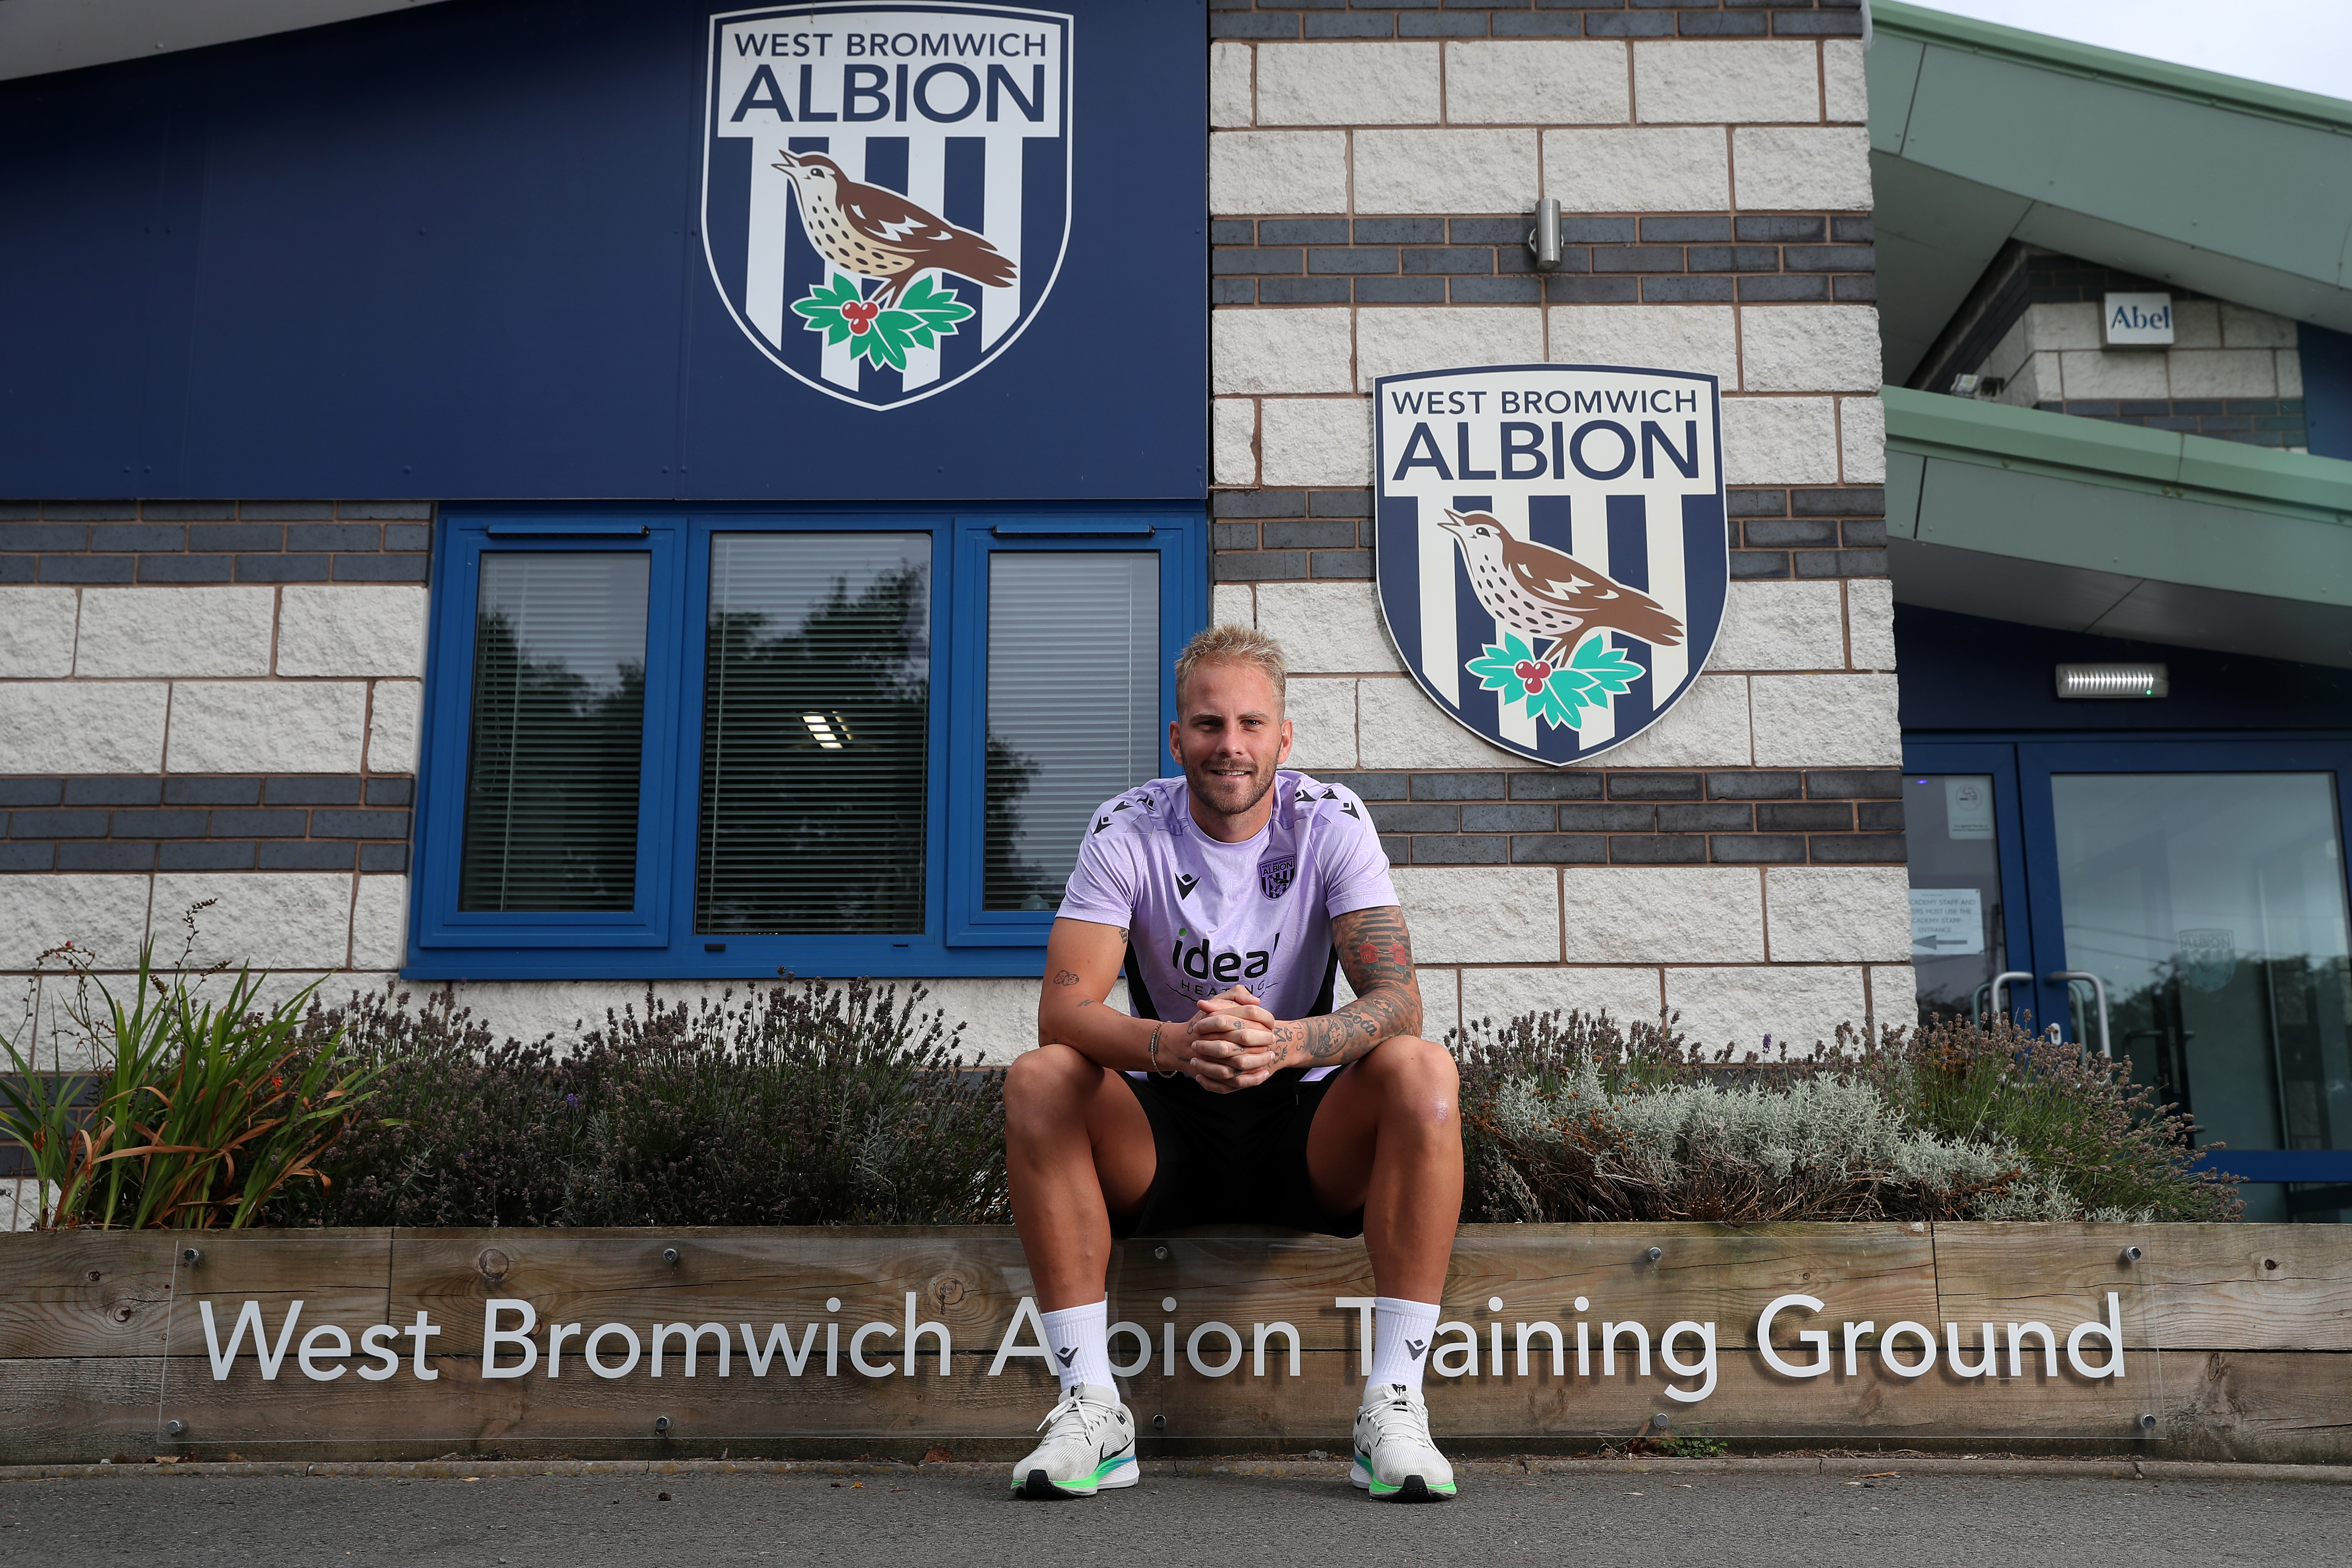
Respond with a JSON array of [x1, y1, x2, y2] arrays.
[[1006, 1043, 1101, 1128], [1360, 1036, 1460, 1130]]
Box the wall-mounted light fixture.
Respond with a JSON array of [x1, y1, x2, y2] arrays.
[[2055, 663, 2168, 700], [1528, 198, 1562, 272]]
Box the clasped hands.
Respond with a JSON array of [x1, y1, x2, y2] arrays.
[[1161, 985, 1284, 1093]]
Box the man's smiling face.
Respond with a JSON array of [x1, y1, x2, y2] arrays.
[[1170, 658, 1292, 836]]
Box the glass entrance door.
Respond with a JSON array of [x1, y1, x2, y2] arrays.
[[1903, 737, 2352, 1222]]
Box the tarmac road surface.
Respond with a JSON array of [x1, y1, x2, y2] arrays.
[[0, 1464, 2342, 1567]]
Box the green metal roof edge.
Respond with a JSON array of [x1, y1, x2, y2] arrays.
[[1870, 0, 2352, 137], [1880, 385, 2352, 526]]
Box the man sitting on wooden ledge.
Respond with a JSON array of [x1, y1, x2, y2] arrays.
[[1004, 623, 1464, 1503]]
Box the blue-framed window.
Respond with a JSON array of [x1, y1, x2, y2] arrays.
[[409, 506, 1205, 980]]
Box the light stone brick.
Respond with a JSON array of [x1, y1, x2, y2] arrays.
[[367, 680, 422, 773], [1210, 130, 1348, 215], [1354, 129, 1536, 215], [1636, 41, 1820, 125], [902, 977, 1043, 1065], [1210, 41, 1253, 129], [445, 979, 657, 1051], [1980, 317, 2029, 385], [166, 680, 369, 774], [1213, 398, 1258, 486], [75, 586, 273, 678], [1869, 963, 1918, 1037], [1211, 584, 1255, 629], [2279, 350, 2304, 399], [1569, 672, 1750, 768], [2221, 302, 2297, 348], [1732, 127, 1871, 211], [1562, 867, 1764, 963], [1840, 393, 1886, 484], [151, 871, 354, 972], [1665, 964, 1868, 1055], [1765, 866, 1911, 963], [2023, 301, 2101, 351], [1258, 42, 1439, 126], [1846, 578, 1896, 671], [1283, 676, 1358, 772], [277, 585, 427, 677], [0, 875, 151, 969], [2167, 348, 2278, 400], [1355, 306, 1542, 390], [1711, 581, 1845, 671], [1259, 397, 1372, 487], [1720, 396, 1838, 485], [1998, 351, 2061, 407], [2167, 299, 2222, 349], [1749, 672, 1900, 767], [1545, 127, 1726, 212], [1214, 308, 1353, 395], [2057, 349, 2168, 400], [1257, 582, 1404, 674], [0, 682, 168, 773], [1392, 866, 1561, 965], [349, 875, 410, 971], [1355, 675, 1521, 769], [1822, 40, 1866, 123], [0, 587, 77, 678], [1460, 965, 1664, 1034], [1446, 41, 1628, 126], [1740, 305, 1882, 393], [1548, 304, 1737, 386]]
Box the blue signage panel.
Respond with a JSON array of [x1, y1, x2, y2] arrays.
[[0, 0, 1204, 500]]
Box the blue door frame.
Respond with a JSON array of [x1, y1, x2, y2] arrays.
[[1903, 731, 2352, 1188]]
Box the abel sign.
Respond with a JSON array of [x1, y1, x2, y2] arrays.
[[1374, 365, 1730, 766]]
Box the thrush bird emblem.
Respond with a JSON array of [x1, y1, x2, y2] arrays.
[[1437, 509, 1684, 664], [773, 151, 1018, 305]]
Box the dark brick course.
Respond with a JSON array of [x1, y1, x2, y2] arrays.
[[1316, 768, 1905, 865], [2, 775, 413, 875], [1214, 212, 1872, 305], [0, 501, 433, 586]]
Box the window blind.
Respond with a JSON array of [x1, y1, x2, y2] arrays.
[[985, 552, 1160, 911], [458, 553, 650, 912], [697, 533, 930, 934]]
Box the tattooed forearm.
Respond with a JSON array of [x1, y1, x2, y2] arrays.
[[1268, 905, 1422, 1064]]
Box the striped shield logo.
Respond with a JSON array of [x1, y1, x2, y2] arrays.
[[1374, 365, 1729, 766], [701, 4, 1071, 409]]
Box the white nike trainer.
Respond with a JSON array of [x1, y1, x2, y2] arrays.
[[1351, 1384, 1456, 1502], [1010, 1384, 1140, 1500]]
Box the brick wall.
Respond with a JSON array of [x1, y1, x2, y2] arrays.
[[1913, 244, 2309, 450], [0, 506, 427, 1039], [1207, 21, 1911, 1053]]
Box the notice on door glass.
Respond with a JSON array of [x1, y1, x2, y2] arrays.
[[1911, 887, 1984, 955], [1945, 776, 1994, 840]]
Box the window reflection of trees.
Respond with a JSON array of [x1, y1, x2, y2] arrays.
[[983, 734, 1054, 911], [2111, 951, 2351, 1155], [697, 566, 930, 935], [459, 608, 647, 912]]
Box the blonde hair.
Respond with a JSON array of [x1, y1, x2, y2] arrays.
[[1173, 623, 1286, 711]]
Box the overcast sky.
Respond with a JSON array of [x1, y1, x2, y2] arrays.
[[1900, 0, 2352, 101]]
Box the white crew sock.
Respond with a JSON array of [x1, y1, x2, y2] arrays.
[[1365, 1296, 1442, 1397], [1039, 1299, 1114, 1394]]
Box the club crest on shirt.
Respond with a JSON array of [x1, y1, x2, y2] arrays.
[[1258, 854, 1296, 900], [1374, 364, 1730, 766]]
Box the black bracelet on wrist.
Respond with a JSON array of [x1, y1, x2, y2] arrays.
[[1148, 1023, 1179, 1078]]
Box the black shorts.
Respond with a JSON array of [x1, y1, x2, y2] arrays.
[[1107, 1066, 1365, 1240]]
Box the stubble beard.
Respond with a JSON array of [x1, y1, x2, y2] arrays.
[[1186, 752, 1278, 829]]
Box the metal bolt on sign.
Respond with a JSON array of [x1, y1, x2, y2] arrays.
[[164, 1420, 186, 1437], [663, 1248, 680, 1267], [1646, 1247, 1664, 1263], [2121, 1245, 2143, 1264], [181, 1247, 201, 1267], [655, 1416, 672, 1434]]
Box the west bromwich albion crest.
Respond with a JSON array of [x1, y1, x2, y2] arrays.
[[702, 4, 1071, 410], [1375, 364, 1730, 766]]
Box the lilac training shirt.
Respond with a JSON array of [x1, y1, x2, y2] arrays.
[[1056, 770, 1399, 1023]]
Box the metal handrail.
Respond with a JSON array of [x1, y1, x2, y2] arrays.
[[2048, 970, 2113, 1058], [1989, 970, 2032, 1023]]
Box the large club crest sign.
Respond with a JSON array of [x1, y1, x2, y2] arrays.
[[1375, 366, 1730, 765], [702, 5, 1072, 409]]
